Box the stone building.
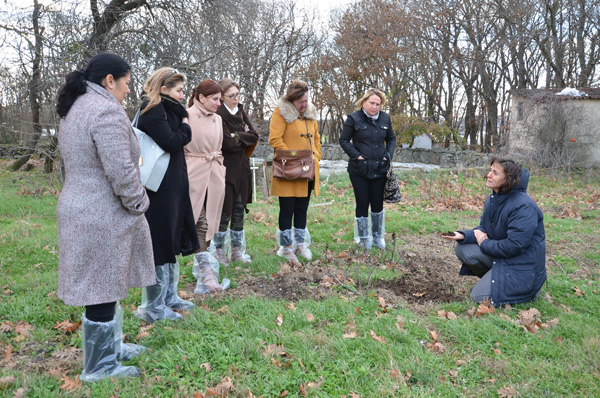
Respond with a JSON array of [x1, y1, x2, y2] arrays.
[[509, 88, 600, 165]]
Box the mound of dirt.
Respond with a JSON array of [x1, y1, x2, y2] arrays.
[[214, 235, 477, 307]]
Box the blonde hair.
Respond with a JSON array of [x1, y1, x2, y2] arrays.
[[141, 67, 185, 114], [356, 88, 386, 110]]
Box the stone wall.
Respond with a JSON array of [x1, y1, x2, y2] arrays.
[[252, 141, 493, 168]]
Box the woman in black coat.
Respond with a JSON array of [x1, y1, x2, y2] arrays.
[[339, 88, 396, 249], [134, 68, 200, 323], [213, 78, 259, 264]]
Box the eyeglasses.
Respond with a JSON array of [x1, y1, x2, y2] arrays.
[[224, 92, 240, 100], [161, 69, 179, 87]]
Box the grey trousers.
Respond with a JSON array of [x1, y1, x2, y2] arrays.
[[455, 243, 493, 303]]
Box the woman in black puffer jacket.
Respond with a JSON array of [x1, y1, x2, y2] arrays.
[[340, 88, 396, 249]]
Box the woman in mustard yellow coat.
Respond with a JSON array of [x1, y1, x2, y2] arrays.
[[269, 80, 321, 262]]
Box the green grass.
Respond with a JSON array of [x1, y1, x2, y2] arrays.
[[1, 162, 599, 397]]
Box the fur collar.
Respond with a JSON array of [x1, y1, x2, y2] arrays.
[[276, 97, 318, 124]]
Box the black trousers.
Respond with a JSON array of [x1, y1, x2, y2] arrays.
[[278, 182, 313, 230], [85, 301, 116, 323], [349, 174, 386, 217], [218, 194, 245, 232]]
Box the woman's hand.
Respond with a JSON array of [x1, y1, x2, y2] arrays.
[[357, 155, 365, 160], [182, 117, 189, 124], [474, 229, 488, 245], [441, 232, 464, 241]]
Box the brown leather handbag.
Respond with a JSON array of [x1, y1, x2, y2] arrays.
[[272, 119, 316, 181], [273, 149, 315, 181]]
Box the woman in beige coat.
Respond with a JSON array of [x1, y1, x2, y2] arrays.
[[56, 53, 155, 382], [269, 80, 321, 263], [186, 79, 229, 294]]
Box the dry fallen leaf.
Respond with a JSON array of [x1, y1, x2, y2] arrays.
[[369, 330, 387, 344], [136, 324, 154, 339], [376, 296, 386, 308], [306, 313, 315, 322], [2, 345, 14, 362], [389, 369, 403, 381], [48, 368, 64, 380], [412, 292, 425, 297], [263, 344, 287, 357], [355, 306, 362, 315], [206, 377, 235, 397], [475, 299, 495, 317], [395, 315, 406, 332], [492, 348, 502, 355], [13, 322, 34, 341], [53, 319, 81, 334], [276, 313, 283, 327], [286, 302, 297, 311], [252, 212, 266, 223], [573, 286, 584, 296], [429, 330, 438, 341], [299, 384, 308, 396], [541, 318, 559, 329], [13, 388, 27, 398], [199, 362, 211, 372], [427, 341, 446, 353], [497, 385, 521, 397], [216, 306, 229, 314], [307, 376, 325, 390], [279, 391, 289, 397], [343, 320, 357, 339], [60, 375, 81, 391], [179, 290, 194, 300], [0, 375, 16, 387]]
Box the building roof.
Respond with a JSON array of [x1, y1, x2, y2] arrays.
[[511, 88, 600, 101]]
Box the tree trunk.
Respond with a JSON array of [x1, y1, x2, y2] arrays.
[[9, 0, 43, 172]]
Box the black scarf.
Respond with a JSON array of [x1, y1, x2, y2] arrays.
[[160, 94, 188, 119]]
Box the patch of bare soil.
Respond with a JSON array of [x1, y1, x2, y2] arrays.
[[219, 234, 478, 307]]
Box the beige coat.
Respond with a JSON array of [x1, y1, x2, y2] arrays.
[[269, 98, 321, 197], [185, 99, 226, 241], [57, 82, 156, 307]]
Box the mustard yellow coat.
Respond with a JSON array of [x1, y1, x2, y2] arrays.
[[269, 98, 321, 197]]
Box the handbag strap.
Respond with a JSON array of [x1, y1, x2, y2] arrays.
[[132, 108, 141, 128]]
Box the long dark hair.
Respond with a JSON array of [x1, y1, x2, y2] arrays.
[[490, 157, 522, 194], [56, 53, 130, 117], [188, 79, 221, 108]]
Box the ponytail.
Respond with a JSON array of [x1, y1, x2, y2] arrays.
[[56, 52, 130, 118], [56, 70, 87, 117]]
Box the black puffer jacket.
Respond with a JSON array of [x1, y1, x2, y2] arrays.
[[339, 110, 396, 179]]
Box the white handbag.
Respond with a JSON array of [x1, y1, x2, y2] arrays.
[[132, 109, 170, 192]]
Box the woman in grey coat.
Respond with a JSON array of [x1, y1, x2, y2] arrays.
[[56, 53, 155, 382]]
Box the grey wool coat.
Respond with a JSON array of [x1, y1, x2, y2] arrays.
[[57, 82, 156, 307]]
